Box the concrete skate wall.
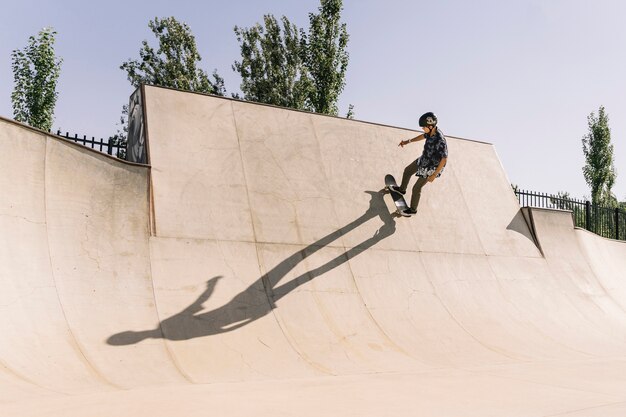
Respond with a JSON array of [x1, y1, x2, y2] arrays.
[[0, 119, 186, 396], [141, 86, 547, 381], [2, 85, 626, 416], [144, 86, 540, 257], [139, 86, 626, 380]]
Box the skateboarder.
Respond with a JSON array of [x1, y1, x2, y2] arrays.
[[389, 112, 448, 216]]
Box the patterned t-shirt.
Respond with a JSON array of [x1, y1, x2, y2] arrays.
[[416, 130, 448, 178]]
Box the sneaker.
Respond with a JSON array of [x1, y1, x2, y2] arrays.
[[401, 208, 417, 217], [389, 185, 406, 195]]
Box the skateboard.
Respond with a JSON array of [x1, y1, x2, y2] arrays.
[[385, 174, 411, 216]]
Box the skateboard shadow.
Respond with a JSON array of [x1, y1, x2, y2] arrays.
[[107, 190, 397, 345]]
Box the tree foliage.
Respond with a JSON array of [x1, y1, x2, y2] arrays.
[[11, 27, 62, 131], [233, 0, 351, 116], [301, 0, 349, 115], [121, 17, 225, 95], [582, 106, 617, 206], [233, 15, 310, 110]]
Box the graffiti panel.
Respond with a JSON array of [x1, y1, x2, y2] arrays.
[[126, 88, 147, 164]]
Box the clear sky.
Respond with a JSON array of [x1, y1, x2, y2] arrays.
[[1, 0, 625, 200]]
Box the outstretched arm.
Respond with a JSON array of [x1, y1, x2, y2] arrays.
[[398, 134, 425, 148], [179, 276, 223, 316]]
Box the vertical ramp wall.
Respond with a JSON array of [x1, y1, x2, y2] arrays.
[[0, 119, 186, 398], [144, 86, 618, 378]]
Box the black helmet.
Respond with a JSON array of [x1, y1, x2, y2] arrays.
[[419, 112, 437, 127]]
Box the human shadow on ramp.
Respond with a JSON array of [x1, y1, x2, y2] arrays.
[[107, 190, 397, 345]]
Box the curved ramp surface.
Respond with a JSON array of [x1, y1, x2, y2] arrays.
[[1, 86, 625, 416]]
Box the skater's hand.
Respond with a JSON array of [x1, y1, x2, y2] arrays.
[[398, 140, 407, 148], [427, 174, 436, 183]]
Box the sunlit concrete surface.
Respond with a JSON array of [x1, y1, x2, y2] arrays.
[[1, 85, 625, 416]]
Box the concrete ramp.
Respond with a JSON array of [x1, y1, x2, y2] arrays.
[[1, 85, 625, 416]]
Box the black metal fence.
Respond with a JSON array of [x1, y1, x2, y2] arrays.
[[51, 130, 124, 157], [515, 189, 626, 241]]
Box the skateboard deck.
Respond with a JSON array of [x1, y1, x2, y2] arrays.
[[385, 174, 410, 216]]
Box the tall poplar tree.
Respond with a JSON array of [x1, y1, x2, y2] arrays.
[[11, 27, 62, 131], [300, 0, 349, 115], [233, 0, 351, 116], [582, 106, 617, 206], [121, 17, 225, 95], [233, 15, 311, 110]]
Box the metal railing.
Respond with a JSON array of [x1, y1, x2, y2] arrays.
[[51, 130, 124, 157], [515, 189, 626, 241]]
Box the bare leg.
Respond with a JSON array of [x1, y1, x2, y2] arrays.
[[409, 176, 429, 210]]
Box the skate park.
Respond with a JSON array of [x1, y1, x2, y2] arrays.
[[1, 85, 626, 416]]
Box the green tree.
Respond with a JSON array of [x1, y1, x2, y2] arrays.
[[233, 0, 351, 116], [121, 17, 225, 95], [233, 15, 311, 109], [582, 106, 617, 206], [301, 0, 349, 115], [11, 27, 62, 131]]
